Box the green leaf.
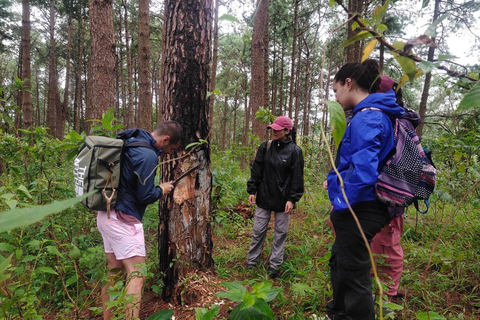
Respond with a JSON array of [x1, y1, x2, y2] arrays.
[[0, 191, 96, 233], [329, 0, 338, 6], [437, 54, 456, 61], [416, 311, 445, 319], [102, 108, 115, 131], [326, 101, 346, 148], [351, 21, 359, 31], [146, 309, 174, 320], [251, 281, 282, 302], [17, 185, 33, 200], [36, 266, 58, 275], [418, 61, 437, 74], [342, 31, 372, 48], [395, 56, 417, 80], [1, 193, 15, 200], [69, 244, 81, 259], [376, 24, 388, 33], [372, 0, 390, 24], [46, 245, 64, 258], [216, 281, 246, 302], [195, 304, 219, 320], [0, 254, 13, 284], [0, 243, 16, 253], [66, 275, 79, 287], [5, 200, 18, 210], [458, 81, 480, 110], [424, 14, 449, 37], [27, 240, 41, 249], [219, 14, 239, 23]]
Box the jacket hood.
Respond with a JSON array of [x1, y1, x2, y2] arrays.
[[353, 90, 405, 119], [117, 129, 159, 151]]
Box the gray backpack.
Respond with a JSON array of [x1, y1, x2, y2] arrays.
[[73, 136, 153, 212]]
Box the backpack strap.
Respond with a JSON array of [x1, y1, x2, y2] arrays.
[[267, 140, 272, 151], [124, 141, 156, 151], [414, 199, 430, 214]]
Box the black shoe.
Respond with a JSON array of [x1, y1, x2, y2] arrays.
[[246, 263, 256, 270], [267, 267, 279, 279]]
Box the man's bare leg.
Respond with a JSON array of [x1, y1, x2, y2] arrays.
[[122, 256, 146, 320], [102, 253, 124, 320]]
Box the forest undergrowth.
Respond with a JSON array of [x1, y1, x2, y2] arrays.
[[0, 130, 479, 320]]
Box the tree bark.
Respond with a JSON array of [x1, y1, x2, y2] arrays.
[[138, 0, 152, 129], [288, 0, 299, 118], [59, 17, 72, 137], [74, 14, 85, 132], [46, 0, 59, 136], [158, 0, 214, 302], [417, 0, 440, 138], [89, 0, 116, 120], [249, 0, 269, 140], [208, 0, 219, 128], [121, 0, 134, 128], [346, 0, 363, 63], [21, 0, 32, 130], [278, 42, 285, 115]]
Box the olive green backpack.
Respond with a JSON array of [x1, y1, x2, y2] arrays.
[[73, 136, 153, 213]]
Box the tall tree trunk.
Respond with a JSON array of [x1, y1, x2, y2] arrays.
[[263, 10, 269, 111], [346, 0, 363, 63], [208, 0, 219, 128], [249, 0, 269, 140], [288, 0, 299, 118], [74, 14, 85, 132], [46, 0, 58, 136], [89, 0, 115, 120], [240, 73, 249, 169], [15, 46, 23, 130], [220, 94, 228, 150], [302, 41, 311, 137], [21, 0, 32, 130], [35, 67, 40, 126], [59, 17, 72, 137], [278, 42, 285, 115], [417, 0, 440, 138], [233, 88, 239, 147], [293, 35, 302, 129], [138, 0, 152, 129], [158, 0, 214, 302]]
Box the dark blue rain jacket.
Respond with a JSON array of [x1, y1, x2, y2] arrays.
[[114, 129, 163, 221], [327, 90, 405, 212]]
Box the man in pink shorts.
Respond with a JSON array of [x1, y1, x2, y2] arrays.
[[97, 121, 182, 320]]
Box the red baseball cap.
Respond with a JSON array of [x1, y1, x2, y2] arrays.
[[378, 75, 395, 93], [267, 116, 293, 131]]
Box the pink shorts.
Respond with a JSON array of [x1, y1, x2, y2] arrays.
[[97, 209, 146, 260]]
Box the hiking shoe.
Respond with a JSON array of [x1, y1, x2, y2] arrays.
[[267, 267, 279, 279]]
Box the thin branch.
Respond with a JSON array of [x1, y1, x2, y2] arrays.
[[335, 1, 479, 82]]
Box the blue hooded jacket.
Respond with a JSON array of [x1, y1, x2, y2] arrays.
[[327, 90, 405, 212], [114, 129, 164, 221]]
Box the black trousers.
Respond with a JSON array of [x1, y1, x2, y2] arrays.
[[327, 200, 390, 320]]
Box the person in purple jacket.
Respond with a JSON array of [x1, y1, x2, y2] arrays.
[[97, 121, 182, 320], [325, 61, 404, 320]]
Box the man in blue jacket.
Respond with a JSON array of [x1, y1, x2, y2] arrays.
[[97, 120, 182, 320]]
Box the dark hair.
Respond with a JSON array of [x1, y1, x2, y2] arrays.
[[288, 127, 297, 144], [154, 120, 183, 144], [334, 60, 381, 93]]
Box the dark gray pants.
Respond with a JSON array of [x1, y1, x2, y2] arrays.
[[247, 207, 290, 269], [327, 200, 390, 320]]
